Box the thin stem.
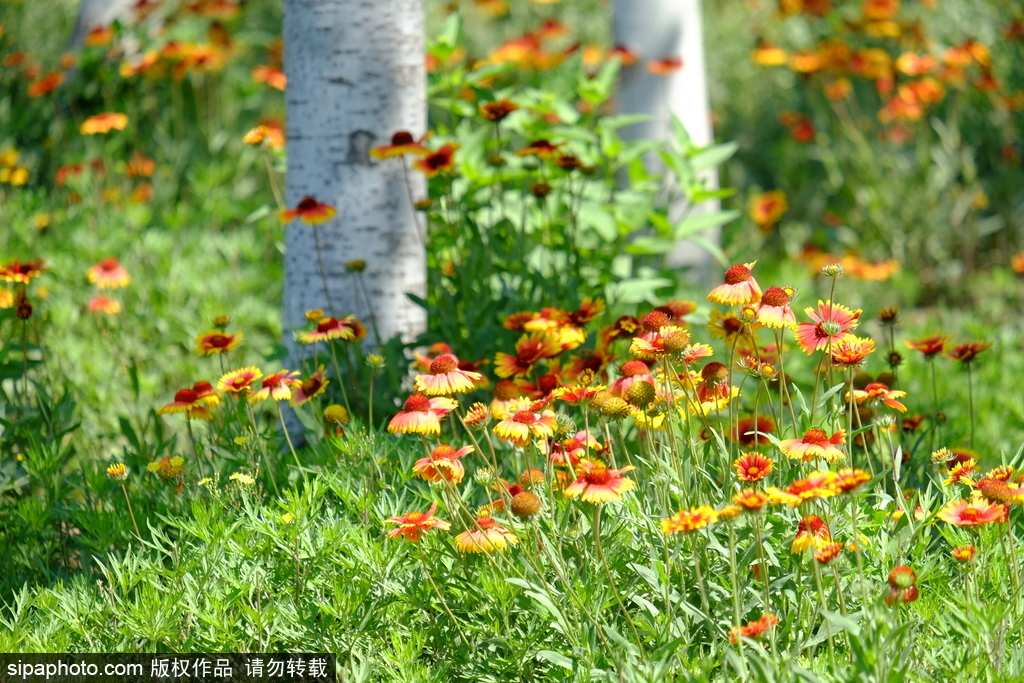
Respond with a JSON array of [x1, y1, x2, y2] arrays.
[[121, 483, 142, 538], [594, 505, 643, 646], [276, 401, 304, 478], [418, 544, 468, 645]]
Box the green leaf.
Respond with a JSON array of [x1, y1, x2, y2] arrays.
[[578, 202, 617, 241], [535, 650, 574, 671], [689, 141, 738, 171], [674, 209, 741, 239], [625, 237, 676, 255]]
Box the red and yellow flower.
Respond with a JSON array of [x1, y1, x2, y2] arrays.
[[86, 257, 130, 289], [157, 381, 221, 420], [905, 334, 951, 359], [754, 286, 796, 329], [384, 502, 450, 541], [707, 262, 762, 306], [248, 370, 301, 402], [280, 196, 337, 225], [791, 515, 830, 553], [299, 315, 367, 344], [454, 512, 518, 553], [80, 112, 128, 135], [413, 444, 474, 484], [849, 382, 907, 413], [795, 300, 862, 354], [414, 353, 484, 396], [729, 614, 779, 643], [937, 493, 1007, 526], [945, 340, 993, 365], [734, 453, 774, 482], [370, 131, 431, 159], [493, 401, 557, 447], [749, 191, 788, 230], [780, 428, 846, 463], [218, 367, 263, 395], [0, 259, 47, 285], [413, 144, 459, 177], [661, 505, 718, 533], [564, 460, 636, 503], [388, 394, 458, 435], [194, 329, 244, 356], [292, 366, 330, 406]]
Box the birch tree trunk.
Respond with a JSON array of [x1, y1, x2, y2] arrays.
[[613, 0, 718, 272], [283, 0, 427, 349]]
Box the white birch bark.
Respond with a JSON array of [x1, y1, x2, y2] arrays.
[[69, 0, 137, 48], [613, 0, 719, 272], [283, 0, 427, 348]]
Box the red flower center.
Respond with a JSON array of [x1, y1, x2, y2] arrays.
[[802, 428, 829, 446], [404, 394, 432, 412], [620, 360, 650, 377], [430, 354, 458, 374], [174, 389, 199, 403], [642, 311, 670, 331], [701, 362, 729, 383], [585, 467, 612, 485], [317, 318, 339, 333], [512, 411, 535, 424], [537, 374, 559, 393], [760, 287, 790, 307], [391, 131, 414, 145], [193, 381, 215, 395], [99, 257, 120, 271], [431, 445, 457, 460], [476, 516, 497, 529], [723, 264, 752, 285], [961, 508, 979, 520], [208, 334, 230, 347], [297, 196, 319, 211], [406, 511, 425, 522]]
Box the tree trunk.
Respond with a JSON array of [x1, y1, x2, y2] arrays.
[[283, 0, 427, 349], [613, 0, 718, 273]]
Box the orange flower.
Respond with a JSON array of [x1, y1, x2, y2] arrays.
[[564, 460, 636, 503], [752, 40, 788, 67], [608, 45, 640, 66], [661, 505, 717, 533], [454, 512, 518, 553], [791, 515, 830, 553], [0, 258, 47, 285], [768, 471, 839, 507], [729, 614, 779, 643], [795, 300, 862, 354], [863, 0, 900, 21], [248, 370, 301, 402], [749, 191, 788, 229], [943, 459, 978, 487], [414, 353, 484, 396], [80, 112, 129, 135], [754, 286, 796, 329], [370, 131, 431, 159], [243, 121, 285, 150], [733, 488, 769, 511], [830, 336, 876, 366], [734, 453, 774, 482], [937, 493, 1006, 526], [299, 315, 367, 343], [88, 295, 121, 315], [413, 444, 474, 484], [252, 64, 286, 90], [479, 100, 519, 122], [905, 334, 951, 358], [493, 402, 558, 447], [515, 139, 564, 158], [708, 262, 762, 306], [780, 428, 846, 463], [384, 502, 450, 542], [814, 541, 844, 564], [157, 381, 221, 420], [218, 367, 263, 395], [281, 196, 337, 225], [413, 144, 458, 177], [148, 455, 186, 481], [849, 381, 907, 413], [495, 333, 562, 378], [834, 468, 871, 493], [194, 329, 244, 356], [951, 545, 976, 562], [694, 361, 730, 403], [292, 366, 330, 406], [28, 71, 65, 98], [388, 394, 458, 435], [629, 326, 692, 359], [647, 56, 683, 76], [945, 340, 993, 365]]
